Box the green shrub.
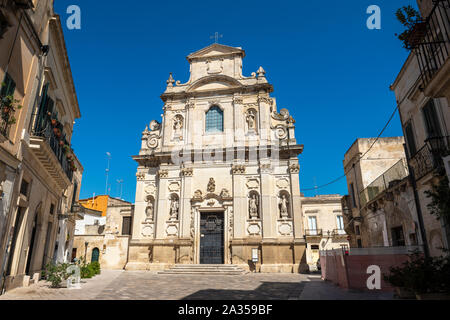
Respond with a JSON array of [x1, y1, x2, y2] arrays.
[[384, 250, 450, 294], [44, 263, 74, 288], [91, 261, 101, 275]]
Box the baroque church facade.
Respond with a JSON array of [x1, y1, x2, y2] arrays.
[[126, 44, 308, 273]]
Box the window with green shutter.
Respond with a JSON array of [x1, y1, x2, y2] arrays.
[[1, 73, 16, 97], [422, 100, 442, 139]]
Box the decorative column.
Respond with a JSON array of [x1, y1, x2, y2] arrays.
[[289, 162, 303, 239], [180, 167, 194, 238], [232, 165, 246, 238], [260, 163, 276, 238], [155, 169, 169, 239]]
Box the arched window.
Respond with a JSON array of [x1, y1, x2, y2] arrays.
[[205, 106, 224, 133]]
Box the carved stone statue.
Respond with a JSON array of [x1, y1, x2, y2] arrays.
[[207, 178, 216, 193], [249, 194, 259, 219], [173, 116, 183, 136], [279, 195, 289, 218], [169, 197, 179, 220], [145, 203, 154, 221], [220, 189, 230, 198], [149, 120, 161, 131], [246, 111, 256, 131]]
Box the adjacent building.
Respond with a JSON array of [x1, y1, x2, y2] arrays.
[[301, 194, 349, 271], [73, 196, 133, 270], [389, 0, 450, 256], [0, 0, 82, 292]]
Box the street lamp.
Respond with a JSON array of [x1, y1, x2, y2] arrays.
[[84, 241, 89, 261]]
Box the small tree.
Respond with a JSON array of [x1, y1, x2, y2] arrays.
[[395, 5, 424, 49]]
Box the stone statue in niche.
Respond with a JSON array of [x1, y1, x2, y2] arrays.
[[249, 194, 259, 219], [145, 203, 154, 221], [207, 178, 216, 193], [279, 195, 289, 218], [173, 116, 183, 138], [246, 110, 257, 132], [169, 196, 179, 221]]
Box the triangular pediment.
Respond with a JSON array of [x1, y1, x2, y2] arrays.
[[187, 43, 245, 61]]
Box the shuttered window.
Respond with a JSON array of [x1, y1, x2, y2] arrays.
[[1, 73, 16, 97], [405, 121, 417, 158], [422, 100, 442, 139], [122, 217, 132, 235]]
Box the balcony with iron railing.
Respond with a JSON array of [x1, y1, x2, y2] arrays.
[[409, 0, 450, 94], [305, 229, 323, 237], [29, 114, 75, 189], [409, 135, 450, 181], [360, 159, 409, 207]]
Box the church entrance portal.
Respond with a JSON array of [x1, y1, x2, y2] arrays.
[[199, 212, 224, 264]]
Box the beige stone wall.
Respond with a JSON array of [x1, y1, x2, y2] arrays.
[[301, 195, 349, 271]]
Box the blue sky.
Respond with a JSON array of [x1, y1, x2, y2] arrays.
[[53, 0, 415, 203]]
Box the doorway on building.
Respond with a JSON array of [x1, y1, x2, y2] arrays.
[[91, 248, 100, 263], [200, 212, 224, 264]]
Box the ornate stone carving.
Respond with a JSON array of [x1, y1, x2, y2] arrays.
[[247, 222, 261, 236], [149, 120, 161, 131], [228, 208, 234, 239], [279, 195, 289, 218], [147, 135, 159, 149], [271, 108, 290, 121], [278, 221, 293, 236], [181, 168, 193, 177], [145, 203, 154, 221], [246, 109, 257, 132], [173, 115, 184, 140], [193, 190, 203, 199], [169, 195, 179, 221], [258, 97, 272, 105], [190, 208, 195, 240], [232, 165, 246, 175], [276, 178, 290, 190], [274, 125, 288, 140], [246, 179, 259, 190], [168, 182, 180, 192], [145, 184, 156, 196], [249, 194, 259, 219], [159, 170, 169, 178], [220, 188, 231, 199], [233, 97, 243, 105], [259, 164, 272, 174], [136, 172, 145, 181], [289, 164, 300, 174], [207, 178, 216, 193]]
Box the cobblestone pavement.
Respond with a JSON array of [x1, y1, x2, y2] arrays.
[[0, 270, 394, 300]]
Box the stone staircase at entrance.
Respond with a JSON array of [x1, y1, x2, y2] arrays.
[[158, 264, 247, 275]]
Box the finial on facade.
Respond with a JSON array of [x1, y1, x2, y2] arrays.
[[257, 66, 266, 79], [166, 72, 175, 88]]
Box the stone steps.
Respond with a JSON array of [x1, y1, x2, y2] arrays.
[[158, 264, 247, 275]]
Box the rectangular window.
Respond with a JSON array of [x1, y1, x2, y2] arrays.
[[308, 216, 318, 235], [357, 239, 363, 248], [391, 226, 406, 247], [404, 121, 417, 158], [422, 100, 442, 139], [1, 72, 16, 97], [20, 179, 29, 197], [49, 204, 55, 215], [349, 183, 357, 208], [336, 216, 345, 233], [122, 217, 132, 236], [355, 225, 361, 236]]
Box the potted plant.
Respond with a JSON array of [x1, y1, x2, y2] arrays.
[[0, 94, 22, 126], [395, 5, 424, 49]]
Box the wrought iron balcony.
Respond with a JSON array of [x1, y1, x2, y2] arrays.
[[359, 159, 409, 207], [410, 0, 450, 92], [30, 116, 74, 188], [332, 229, 347, 237], [305, 229, 322, 237], [409, 135, 450, 181]]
